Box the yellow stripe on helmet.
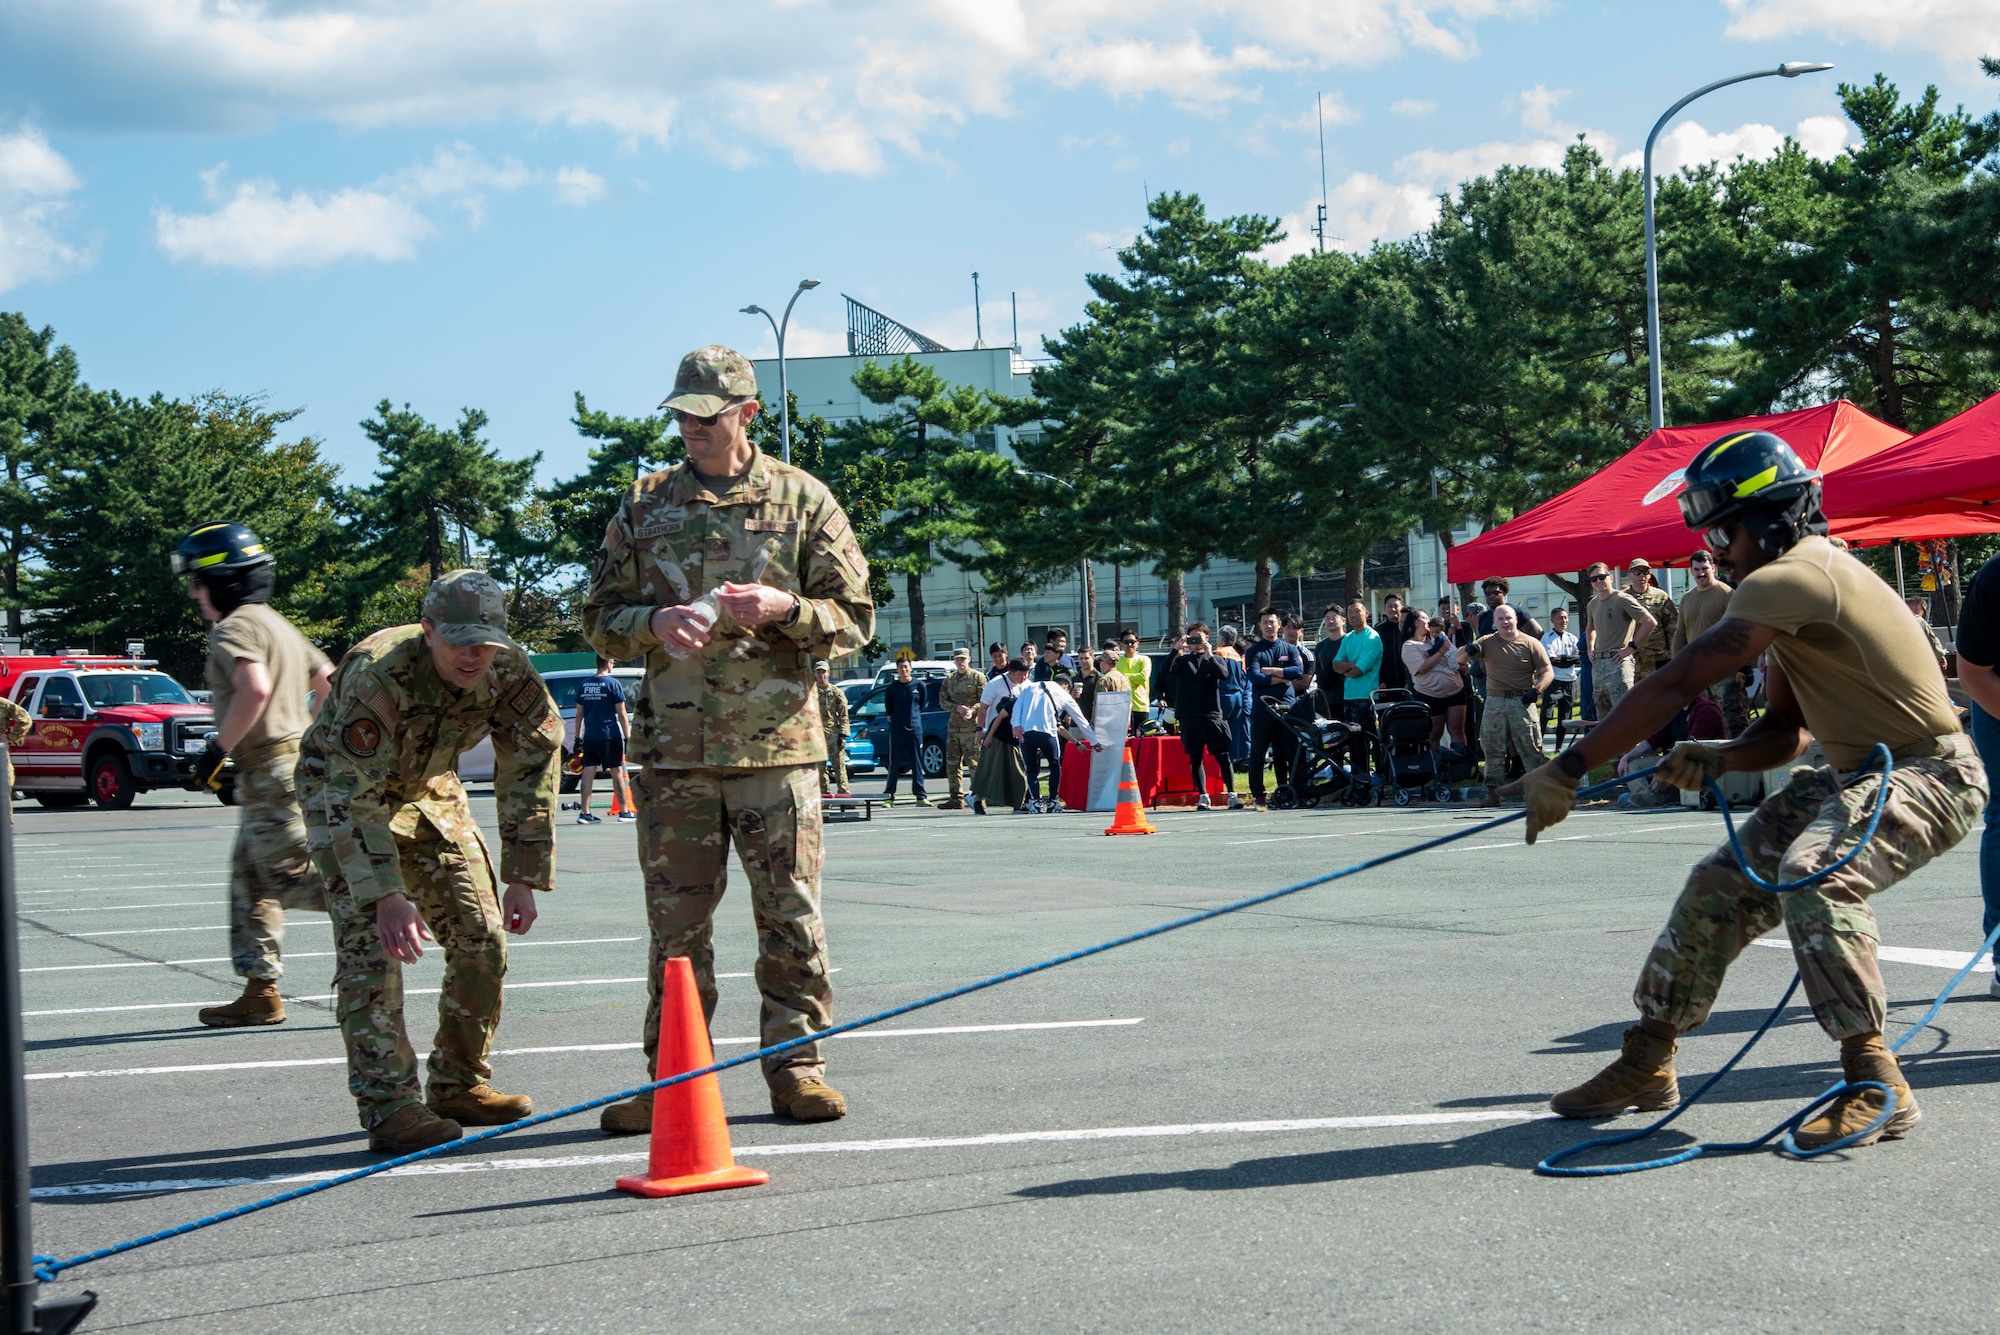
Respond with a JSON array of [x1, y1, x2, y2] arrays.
[[193, 551, 229, 568], [1732, 465, 1779, 498], [1706, 432, 1755, 460]]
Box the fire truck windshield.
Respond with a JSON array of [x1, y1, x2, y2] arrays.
[[77, 673, 195, 709]]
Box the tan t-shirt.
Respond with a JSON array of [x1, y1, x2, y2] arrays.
[[1672, 582, 1734, 652], [1726, 536, 1960, 769], [206, 603, 332, 754], [1587, 589, 1649, 655], [1472, 633, 1552, 694]]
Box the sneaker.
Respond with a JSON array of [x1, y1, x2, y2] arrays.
[[1196, 795, 1212, 810], [1253, 799, 1268, 812], [882, 795, 896, 806], [912, 796, 933, 807], [616, 811, 637, 823], [973, 800, 988, 815], [1228, 795, 1245, 810], [576, 812, 602, 825], [1046, 800, 1066, 814], [1989, 974, 2000, 1000]]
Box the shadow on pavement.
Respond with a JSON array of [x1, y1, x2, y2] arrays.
[[1013, 1118, 1680, 1196], [26, 1024, 343, 1054]]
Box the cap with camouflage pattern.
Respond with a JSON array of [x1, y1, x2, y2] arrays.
[[813, 659, 831, 672], [658, 344, 759, 416], [422, 569, 520, 651]]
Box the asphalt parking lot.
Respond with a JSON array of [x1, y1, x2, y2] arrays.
[[15, 786, 2000, 1333]]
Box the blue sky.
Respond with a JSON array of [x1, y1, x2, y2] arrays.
[[1, 1, 1994, 488]]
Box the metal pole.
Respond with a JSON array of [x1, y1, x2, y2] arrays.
[[1644, 62, 1831, 431], [745, 280, 820, 467], [1895, 543, 1906, 601]]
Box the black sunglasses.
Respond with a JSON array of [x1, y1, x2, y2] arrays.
[[672, 408, 726, 428], [1589, 574, 1610, 583]]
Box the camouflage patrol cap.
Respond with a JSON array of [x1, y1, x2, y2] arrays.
[[813, 659, 831, 672], [421, 569, 519, 651], [659, 344, 759, 415]]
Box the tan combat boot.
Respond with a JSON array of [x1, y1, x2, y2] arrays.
[[1793, 1033, 1920, 1150], [369, 1104, 463, 1154], [197, 978, 285, 1028], [771, 1077, 847, 1121], [1550, 1017, 1681, 1118], [600, 1092, 653, 1136], [428, 1084, 534, 1126]]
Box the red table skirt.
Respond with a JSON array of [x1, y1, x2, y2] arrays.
[[1058, 734, 1226, 810]]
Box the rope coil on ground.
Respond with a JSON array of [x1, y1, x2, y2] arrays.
[[1537, 745, 1997, 1175]]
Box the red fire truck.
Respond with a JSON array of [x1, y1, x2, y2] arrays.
[[2, 656, 225, 809]]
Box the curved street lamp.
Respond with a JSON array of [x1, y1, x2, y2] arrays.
[[1643, 61, 1833, 431], [742, 279, 822, 463]]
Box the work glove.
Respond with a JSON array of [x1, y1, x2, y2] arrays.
[[192, 738, 227, 791], [1498, 761, 1580, 845], [1658, 740, 1727, 792], [1519, 690, 1540, 706]]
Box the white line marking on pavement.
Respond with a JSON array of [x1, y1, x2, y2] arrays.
[[1751, 937, 1996, 973], [27, 1107, 1547, 1197], [19, 937, 646, 974], [1447, 821, 1710, 853], [18, 902, 219, 915], [65, 924, 327, 938], [24, 1019, 1144, 1080], [1225, 824, 1444, 847]]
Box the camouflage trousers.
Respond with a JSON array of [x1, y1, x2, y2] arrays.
[[945, 724, 981, 800], [312, 825, 508, 1129], [821, 731, 848, 795], [1591, 653, 1633, 717], [1635, 733, 1987, 1041], [1479, 696, 1543, 775], [634, 764, 831, 1093], [1703, 677, 1751, 738], [229, 748, 327, 982]]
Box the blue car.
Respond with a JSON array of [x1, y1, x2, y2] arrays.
[[843, 733, 878, 774]]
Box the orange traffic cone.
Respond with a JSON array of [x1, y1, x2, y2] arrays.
[[614, 958, 770, 1198], [1103, 745, 1158, 836], [607, 783, 626, 817]]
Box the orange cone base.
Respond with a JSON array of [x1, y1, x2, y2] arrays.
[[1103, 822, 1157, 835], [615, 1163, 770, 1198]]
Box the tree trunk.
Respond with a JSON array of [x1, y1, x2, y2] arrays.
[[1874, 292, 1905, 430], [1165, 573, 1187, 641], [906, 569, 927, 653], [1082, 561, 1097, 648], [1942, 541, 1962, 628], [424, 507, 444, 581], [1253, 557, 1273, 612], [1343, 562, 1364, 612], [1113, 565, 1123, 633], [1547, 571, 1586, 608]]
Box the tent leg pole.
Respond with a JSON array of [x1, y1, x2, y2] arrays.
[[1895, 544, 1905, 601]]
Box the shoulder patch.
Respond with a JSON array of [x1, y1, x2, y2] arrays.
[[817, 510, 851, 544], [342, 717, 382, 758]]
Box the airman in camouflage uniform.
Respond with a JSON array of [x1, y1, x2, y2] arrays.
[[0, 696, 28, 790], [583, 345, 872, 1133], [1626, 559, 1677, 682], [297, 571, 561, 1154], [938, 648, 986, 809], [814, 660, 850, 795]]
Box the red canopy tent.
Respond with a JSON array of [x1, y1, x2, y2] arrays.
[[1822, 390, 2000, 523], [1445, 402, 1908, 584]]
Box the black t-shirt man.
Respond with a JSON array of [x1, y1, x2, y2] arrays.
[[1167, 650, 1229, 720]]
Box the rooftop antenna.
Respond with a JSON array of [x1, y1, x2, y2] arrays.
[[1313, 92, 1329, 253], [972, 270, 984, 348], [1010, 292, 1019, 352]]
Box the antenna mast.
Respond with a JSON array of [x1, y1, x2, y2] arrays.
[[1314, 92, 1330, 253], [972, 271, 983, 348]]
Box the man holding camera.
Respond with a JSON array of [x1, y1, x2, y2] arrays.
[[1465, 604, 1554, 802], [1540, 607, 1581, 739], [1168, 624, 1243, 810]]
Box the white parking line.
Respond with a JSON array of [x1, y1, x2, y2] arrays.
[[19, 937, 646, 973], [65, 924, 325, 938], [1225, 824, 1445, 847], [1447, 821, 1710, 853], [1751, 937, 1995, 973], [28, 1107, 1546, 1196], [25, 1019, 1144, 1080]]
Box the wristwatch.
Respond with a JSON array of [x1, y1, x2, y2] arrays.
[[783, 593, 802, 627], [1556, 748, 1591, 780]]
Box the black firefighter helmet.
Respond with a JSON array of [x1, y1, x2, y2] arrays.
[[1676, 430, 1828, 558], [170, 523, 272, 578]]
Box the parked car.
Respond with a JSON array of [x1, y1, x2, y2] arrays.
[[457, 667, 644, 791], [871, 660, 956, 685], [848, 678, 950, 778]]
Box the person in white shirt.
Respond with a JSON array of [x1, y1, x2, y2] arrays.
[[1010, 670, 1103, 813], [1540, 607, 1582, 739]]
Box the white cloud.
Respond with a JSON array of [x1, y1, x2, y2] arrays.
[[553, 165, 608, 207], [1390, 98, 1437, 117], [1722, 0, 2000, 73], [1613, 114, 1852, 175], [0, 1, 1542, 177], [154, 143, 556, 270], [0, 125, 88, 291], [1515, 84, 1568, 131]]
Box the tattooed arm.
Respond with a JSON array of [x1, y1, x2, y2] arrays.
[[1563, 617, 1784, 773]]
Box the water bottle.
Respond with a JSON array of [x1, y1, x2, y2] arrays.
[[661, 590, 721, 661]]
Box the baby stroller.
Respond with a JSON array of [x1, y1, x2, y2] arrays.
[[1265, 693, 1365, 809], [1372, 687, 1451, 806]]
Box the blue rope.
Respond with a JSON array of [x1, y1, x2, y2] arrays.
[[33, 766, 1649, 1281], [1538, 744, 1988, 1176]]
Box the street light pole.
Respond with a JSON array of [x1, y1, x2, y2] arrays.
[[742, 279, 822, 464], [1643, 61, 1831, 431], [1012, 466, 1090, 648]]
